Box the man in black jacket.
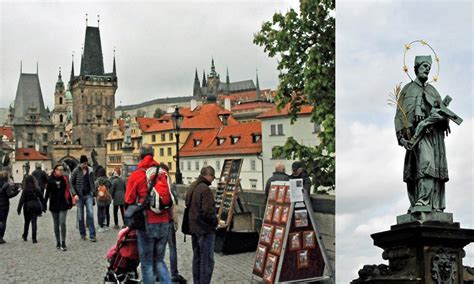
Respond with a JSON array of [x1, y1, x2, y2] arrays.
[[264, 162, 290, 197], [31, 163, 48, 195], [186, 166, 217, 284]]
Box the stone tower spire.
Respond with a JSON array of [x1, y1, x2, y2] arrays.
[[193, 68, 202, 99], [202, 70, 207, 87]]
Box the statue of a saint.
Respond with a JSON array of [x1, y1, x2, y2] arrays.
[[394, 55, 461, 213], [124, 115, 132, 146]]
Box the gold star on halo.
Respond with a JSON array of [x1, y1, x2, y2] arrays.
[[403, 65, 408, 72], [435, 56, 440, 62], [404, 44, 411, 50], [433, 76, 438, 82], [420, 40, 428, 45]]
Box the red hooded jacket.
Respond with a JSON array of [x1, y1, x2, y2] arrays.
[[124, 155, 170, 224]]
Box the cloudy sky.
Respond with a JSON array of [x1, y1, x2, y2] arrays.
[[336, 1, 473, 283], [0, 0, 297, 109]]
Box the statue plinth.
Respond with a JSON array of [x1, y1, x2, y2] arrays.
[[352, 219, 474, 284], [121, 144, 136, 178], [397, 211, 454, 224]]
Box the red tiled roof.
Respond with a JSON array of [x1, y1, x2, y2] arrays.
[[136, 117, 159, 131], [231, 101, 275, 111], [180, 121, 262, 157], [221, 89, 274, 102], [145, 104, 238, 133], [257, 104, 313, 119], [0, 126, 14, 141], [15, 148, 50, 161]]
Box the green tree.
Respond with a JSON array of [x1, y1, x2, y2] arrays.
[[136, 109, 146, 117], [254, 0, 335, 192], [153, 107, 164, 118]]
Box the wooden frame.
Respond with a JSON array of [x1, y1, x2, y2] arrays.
[[260, 224, 274, 245], [253, 244, 268, 274], [216, 159, 243, 229], [263, 253, 278, 283], [289, 232, 302, 251], [302, 230, 316, 249], [297, 250, 310, 269]]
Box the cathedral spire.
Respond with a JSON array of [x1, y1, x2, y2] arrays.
[[256, 68, 261, 101], [202, 69, 207, 87], [209, 58, 217, 77], [226, 67, 230, 84], [70, 52, 75, 83], [112, 48, 117, 77], [193, 68, 201, 99], [56, 67, 64, 92]]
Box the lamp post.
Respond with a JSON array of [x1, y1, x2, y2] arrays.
[[171, 107, 184, 184]]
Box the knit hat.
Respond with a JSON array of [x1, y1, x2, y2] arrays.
[[292, 161, 304, 171], [79, 155, 88, 164]]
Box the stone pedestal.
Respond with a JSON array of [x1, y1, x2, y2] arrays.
[[122, 144, 136, 178], [352, 215, 474, 284]]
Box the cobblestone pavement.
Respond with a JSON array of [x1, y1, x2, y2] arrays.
[[0, 196, 257, 283]]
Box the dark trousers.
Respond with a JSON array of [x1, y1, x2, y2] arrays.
[[113, 205, 125, 226], [98, 205, 110, 228], [191, 233, 215, 284], [0, 207, 9, 239], [51, 210, 67, 244], [23, 213, 38, 240], [168, 222, 178, 277]]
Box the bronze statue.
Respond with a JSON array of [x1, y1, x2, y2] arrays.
[[394, 55, 462, 213]]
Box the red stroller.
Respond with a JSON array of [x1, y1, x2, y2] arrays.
[[104, 227, 140, 283]]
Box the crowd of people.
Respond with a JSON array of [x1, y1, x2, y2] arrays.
[[0, 144, 311, 284]]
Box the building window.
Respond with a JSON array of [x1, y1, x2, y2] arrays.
[[187, 161, 191, 171], [180, 162, 184, 171], [169, 133, 173, 141], [27, 133, 33, 142], [159, 148, 164, 156], [42, 146, 48, 153], [152, 134, 156, 142], [277, 124, 284, 135], [251, 159, 256, 171], [270, 125, 276, 136], [216, 160, 221, 171], [203, 160, 208, 166], [59, 97, 63, 105], [168, 162, 172, 171], [187, 177, 192, 184], [252, 134, 261, 143], [231, 136, 240, 144], [217, 137, 225, 145], [167, 147, 172, 155], [194, 139, 201, 147], [250, 179, 258, 190], [59, 132, 63, 137], [96, 134, 102, 146], [161, 134, 166, 141], [195, 161, 200, 171], [59, 114, 64, 123], [43, 133, 48, 142]]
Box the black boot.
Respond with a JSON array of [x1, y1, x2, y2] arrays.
[[22, 234, 27, 241], [32, 238, 38, 243], [61, 241, 67, 251], [56, 241, 61, 249]]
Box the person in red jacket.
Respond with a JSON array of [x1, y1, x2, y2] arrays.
[[124, 144, 171, 284]]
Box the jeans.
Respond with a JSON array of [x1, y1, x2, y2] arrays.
[[168, 222, 179, 277], [51, 210, 67, 244], [113, 205, 125, 226], [97, 205, 110, 228], [192, 233, 215, 284], [136, 222, 171, 284], [23, 213, 38, 240], [0, 207, 9, 239], [76, 195, 96, 238]]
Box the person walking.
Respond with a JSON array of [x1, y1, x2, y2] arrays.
[[0, 171, 20, 244], [110, 167, 126, 229], [70, 155, 97, 242], [95, 167, 112, 232], [125, 144, 172, 284], [44, 163, 73, 251], [17, 175, 45, 243], [31, 162, 48, 196], [186, 166, 218, 284]]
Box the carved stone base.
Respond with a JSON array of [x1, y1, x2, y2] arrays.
[[352, 221, 474, 284], [397, 212, 453, 224]]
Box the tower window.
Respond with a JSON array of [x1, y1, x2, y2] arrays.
[[59, 97, 63, 105], [59, 114, 64, 123]]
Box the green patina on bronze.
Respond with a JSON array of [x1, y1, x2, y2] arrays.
[[394, 55, 462, 213]]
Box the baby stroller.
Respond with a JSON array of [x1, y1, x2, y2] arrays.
[[104, 227, 140, 283]]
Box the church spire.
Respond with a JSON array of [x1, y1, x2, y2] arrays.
[[112, 48, 117, 77], [256, 68, 261, 101], [226, 67, 230, 93], [209, 58, 217, 77], [202, 69, 207, 87], [193, 68, 201, 99], [56, 67, 64, 92], [70, 52, 75, 83]]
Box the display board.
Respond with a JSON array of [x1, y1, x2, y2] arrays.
[[215, 159, 243, 229], [252, 181, 332, 283]]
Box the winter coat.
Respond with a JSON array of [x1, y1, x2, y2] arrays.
[[264, 171, 290, 196], [95, 176, 112, 207], [70, 166, 95, 197], [31, 169, 48, 191], [110, 176, 126, 206], [125, 155, 170, 224], [17, 186, 45, 216], [0, 179, 20, 210], [44, 174, 72, 212], [185, 175, 218, 236]]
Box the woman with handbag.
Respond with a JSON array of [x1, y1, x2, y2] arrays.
[[44, 163, 73, 251], [17, 175, 45, 243], [0, 171, 20, 244]]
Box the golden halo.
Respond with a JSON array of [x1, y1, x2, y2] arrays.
[[403, 40, 440, 83]]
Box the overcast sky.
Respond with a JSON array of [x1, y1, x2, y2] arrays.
[[0, 0, 297, 109], [336, 1, 473, 283]]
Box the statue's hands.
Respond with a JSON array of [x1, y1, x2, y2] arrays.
[[445, 125, 451, 137], [400, 138, 413, 151], [415, 115, 425, 122]]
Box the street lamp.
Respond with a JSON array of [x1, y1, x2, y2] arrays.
[[171, 107, 184, 184]]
